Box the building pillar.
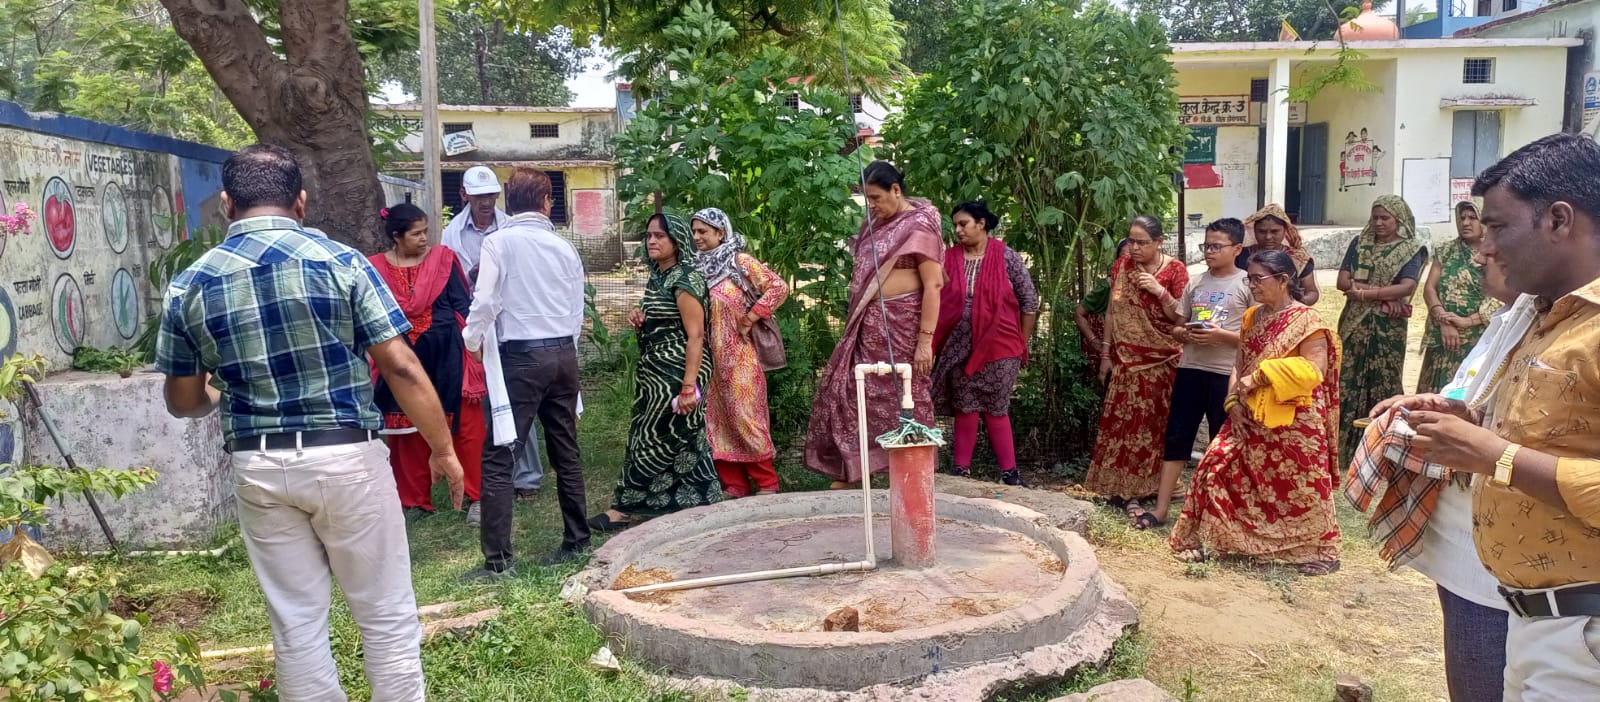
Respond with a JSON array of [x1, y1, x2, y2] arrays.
[[1264, 57, 1292, 208]]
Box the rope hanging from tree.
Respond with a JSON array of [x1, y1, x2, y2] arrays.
[[831, 0, 942, 449]]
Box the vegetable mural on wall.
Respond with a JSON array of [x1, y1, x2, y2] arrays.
[[0, 120, 222, 369]]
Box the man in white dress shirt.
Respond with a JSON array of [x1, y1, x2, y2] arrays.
[[441, 165, 543, 514], [460, 168, 589, 578]]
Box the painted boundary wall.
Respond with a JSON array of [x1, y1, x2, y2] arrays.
[[0, 100, 233, 372]]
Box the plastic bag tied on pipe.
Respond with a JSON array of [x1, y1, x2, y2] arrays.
[[876, 414, 945, 448]]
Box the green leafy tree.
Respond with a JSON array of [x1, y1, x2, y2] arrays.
[[1132, 0, 1390, 41], [613, 0, 865, 309], [0, 0, 254, 147], [890, 0, 957, 73], [884, 0, 1185, 465], [612, 0, 869, 445], [495, 0, 904, 95], [368, 6, 591, 106]]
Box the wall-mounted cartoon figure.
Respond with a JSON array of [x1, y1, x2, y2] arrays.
[[1340, 128, 1383, 191]]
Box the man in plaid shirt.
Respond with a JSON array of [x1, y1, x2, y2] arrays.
[[157, 144, 462, 701]]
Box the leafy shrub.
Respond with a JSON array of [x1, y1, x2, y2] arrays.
[[71, 346, 146, 377]]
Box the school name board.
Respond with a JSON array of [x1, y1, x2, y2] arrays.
[[1179, 95, 1250, 126]]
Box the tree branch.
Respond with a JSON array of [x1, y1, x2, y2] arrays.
[[158, 0, 285, 130]]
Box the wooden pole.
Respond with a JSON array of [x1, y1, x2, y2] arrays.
[[1175, 170, 1187, 261], [419, 0, 442, 242]]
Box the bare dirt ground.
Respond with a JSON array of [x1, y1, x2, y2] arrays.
[[1057, 280, 1449, 701], [1085, 502, 1447, 702]]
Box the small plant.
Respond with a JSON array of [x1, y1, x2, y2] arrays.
[[72, 345, 146, 377], [1183, 561, 1212, 579]]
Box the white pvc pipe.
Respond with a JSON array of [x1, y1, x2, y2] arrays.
[[84, 541, 235, 558], [613, 560, 875, 596], [617, 362, 912, 596]]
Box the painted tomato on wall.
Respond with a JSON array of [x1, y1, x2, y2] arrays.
[[41, 177, 76, 260]]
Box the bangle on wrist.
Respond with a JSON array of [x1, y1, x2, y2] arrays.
[[919, 329, 934, 337]]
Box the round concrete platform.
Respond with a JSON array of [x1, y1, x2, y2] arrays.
[[571, 491, 1138, 694]]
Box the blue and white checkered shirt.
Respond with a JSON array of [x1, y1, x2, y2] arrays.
[[154, 216, 411, 443]]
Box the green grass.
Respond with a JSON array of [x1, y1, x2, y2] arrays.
[[98, 367, 908, 701], [103, 371, 721, 701]]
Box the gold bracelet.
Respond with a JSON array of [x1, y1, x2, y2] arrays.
[[918, 329, 934, 336]]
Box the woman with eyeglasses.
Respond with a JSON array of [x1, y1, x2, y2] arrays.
[[1335, 195, 1427, 468], [1082, 215, 1189, 505], [1169, 249, 1343, 576]]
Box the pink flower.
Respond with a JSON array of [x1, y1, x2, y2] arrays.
[[152, 659, 174, 693], [259, 678, 273, 691]]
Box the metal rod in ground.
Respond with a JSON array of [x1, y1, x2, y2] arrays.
[[23, 381, 121, 553]]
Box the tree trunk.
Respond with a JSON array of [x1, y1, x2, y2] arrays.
[[159, 0, 386, 253]]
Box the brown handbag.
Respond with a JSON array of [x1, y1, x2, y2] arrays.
[[750, 313, 787, 371]]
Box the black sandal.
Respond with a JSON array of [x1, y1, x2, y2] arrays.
[[948, 465, 971, 477], [1297, 559, 1341, 576], [587, 513, 633, 532], [1131, 510, 1165, 530]]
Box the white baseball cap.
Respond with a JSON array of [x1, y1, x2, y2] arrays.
[[462, 166, 501, 196]]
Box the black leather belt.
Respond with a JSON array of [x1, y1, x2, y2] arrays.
[[227, 428, 375, 453], [1500, 583, 1600, 618], [500, 337, 574, 353]]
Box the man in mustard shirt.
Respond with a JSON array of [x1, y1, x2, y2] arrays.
[[1375, 133, 1600, 700]]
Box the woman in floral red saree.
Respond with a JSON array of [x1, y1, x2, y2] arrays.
[[1169, 250, 1343, 575], [1082, 216, 1188, 503]]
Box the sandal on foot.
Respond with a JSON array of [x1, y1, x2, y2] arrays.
[[948, 465, 972, 477], [1001, 469, 1027, 487], [1174, 547, 1208, 563], [587, 513, 633, 532], [829, 480, 858, 490], [1131, 509, 1165, 530], [1296, 559, 1341, 576], [1122, 499, 1146, 518]]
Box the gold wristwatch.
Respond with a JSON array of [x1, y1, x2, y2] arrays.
[[1492, 442, 1521, 487]]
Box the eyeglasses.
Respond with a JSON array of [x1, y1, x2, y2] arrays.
[[1197, 243, 1233, 253], [1245, 273, 1283, 285]]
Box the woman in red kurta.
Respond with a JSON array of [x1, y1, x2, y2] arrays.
[[369, 204, 487, 523], [690, 207, 790, 497], [1082, 215, 1188, 504]]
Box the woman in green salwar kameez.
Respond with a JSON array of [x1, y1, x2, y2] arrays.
[[590, 212, 720, 531], [1417, 199, 1495, 394], [1335, 195, 1429, 468]]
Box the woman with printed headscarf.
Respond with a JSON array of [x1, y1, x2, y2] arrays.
[[690, 207, 790, 497], [1239, 204, 1319, 306], [1334, 195, 1428, 467], [589, 212, 720, 531]]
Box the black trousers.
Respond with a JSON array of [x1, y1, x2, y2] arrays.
[[1163, 367, 1231, 461], [480, 340, 588, 571]]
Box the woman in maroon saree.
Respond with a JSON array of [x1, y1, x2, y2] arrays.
[[369, 204, 488, 522], [805, 161, 945, 486]]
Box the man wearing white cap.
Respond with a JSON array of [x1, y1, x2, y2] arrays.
[[442, 165, 511, 276], [441, 165, 544, 515]]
